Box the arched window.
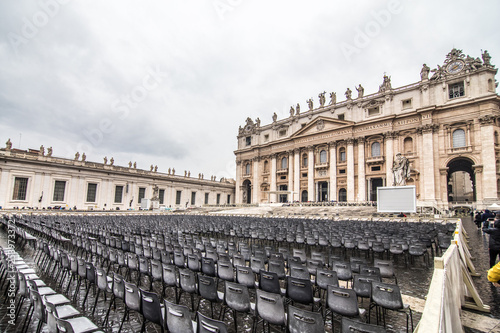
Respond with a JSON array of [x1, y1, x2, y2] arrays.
[[302, 154, 308, 168], [319, 150, 327, 163], [338, 188, 347, 202], [245, 163, 251, 175], [301, 190, 308, 202], [263, 160, 269, 173], [452, 129, 466, 148], [371, 142, 381, 157], [339, 147, 346, 162], [281, 157, 288, 169], [404, 137, 413, 153]]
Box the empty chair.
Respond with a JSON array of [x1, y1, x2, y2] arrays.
[[92, 267, 113, 316], [236, 265, 255, 289], [178, 268, 197, 310], [389, 243, 407, 266], [287, 304, 325, 333], [162, 263, 178, 301], [140, 288, 164, 333], [289, 265, 310, 280], [315, 268, 339, 299], [306, 259, 323, 279], [187, 254, 201, 272], [174, 251, 186, 268], [350, 257, 369, 274], [267, 258, 286, 280], [232, 254, 246, 268], [359, 265, 381, 277], [164, 299, 195, 333], [138, 256, 151, 286], [408, 244, 429, 267], [325, 285, 365, 332], [352, 274, 381, 304], [374, 259, 397, 284], [222, 281, 255, 332], [370, 281, 413, 332], [150, 259, 163, 291], [258, 270, 282, 295], [55, 315, 101, 333], [341, 317, 387, 333], [119, 280, 142, 332], [255, 288, 286, 333], [250, 256, 266, 274], [217, 260, 235, 282], [103, 273, 125, 327], [196, 273, 223, 318], [201, 257, 217, 277], [331, 261, 353, 287], [286, 276, 320, 311], [292, 249, 306, 263], [197, 311, 228, 333], [44, 298, 81, 333], [126, 253, 139, 281]]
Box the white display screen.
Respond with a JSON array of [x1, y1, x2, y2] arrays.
[[377, 186, 416, 213]]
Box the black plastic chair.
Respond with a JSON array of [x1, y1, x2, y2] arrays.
[[315, 268, 339, 299], [119, 280, 142, 332], [222, 281, 254, 332], [255, 288, 285, 332], [325, 285, 365, 332], [196, 273, 223, 318], [92, 267, 112, 316], [201, 257, 217, 277], [287, 304, 325, 333], [341, 317, 387, 333], [178, 268, 197, 310], [236, 265, 255, 289], [164, 299, 195, 333], [286, 276, 320, 312], [196, 311, 228, 333], [103, 273, 125, 327], [140, 288, 164, 333], [268, 258, 286, 280], [352, 274, 381, 304], [217, 260, 235, 282], [187, 254, 201, 272], [161, 263, 178, 301], [259, 270, 282, 295], [331, 261, 353, 287], [369, 281, 413, 332], [374, 259, 397, 284]]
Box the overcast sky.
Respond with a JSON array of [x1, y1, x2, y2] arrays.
[[1, 0, 499, 179]]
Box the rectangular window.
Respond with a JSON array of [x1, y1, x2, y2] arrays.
[[216, 194, 221, 205], [338, 114, 345, 120], [53, 180, 66, 202], [449, 82, 465, 99], [12, 177, 28, 201], [138, 187, 146, 203], [176, 191, 182, 205], [264, 134, 269, 142], [227, 194, 231, 204], [114, 186, 123, 203], [279, 129, 287, 137], [280, 176, 287, 180], [86, 183, 97, 202], [204, 192, 209, 205], [371, 166, 381, 172], [245, 136, 251, 146], [339, 169, 346, 174], [159, 189, 165, 204], [402, 99, 412, 109], [302, 173, 307, 178], [191, 192, 196, 205], [368, 107, 380, 116], [340, 151, 346, 162]]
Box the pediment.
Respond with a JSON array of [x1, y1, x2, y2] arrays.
[[291, 116, 354, 138]]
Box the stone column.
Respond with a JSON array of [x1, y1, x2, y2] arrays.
[[346, 138, 355, 202], [419, 125, 438, 202], [474, 166, 484, 203], [270, 154, 277, 203], [252, 157, 260, 204], [307, 146, 315, 202], [357, 137, 366, 202], [0, 169, 10, 208], [479, 116, 497, 202], [329, 142, 337, 201], [287, 151, 294, 202], [293, 149, 300, 202], [439, 168, 449, 204], [385, 132, 395, 186], [235, 161, 242, 204]]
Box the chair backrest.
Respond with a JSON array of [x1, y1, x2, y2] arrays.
[[232, 254, 246, 268], [224, 281, 251, 313], [292, 249, 306, 263], [373, 259, 395, 278], [268, 258, 286, 279], [258, 270, 281, 294], [201, 257, 216, 277], [187, 254, 201, 272], [326, 285, 360, 317], [140, 288, 163, 326], [150, 259, 163, 281], [127, 253, 139, 270], [77, 258, 86, 277], [287, 304, 325, 333], [55, 317, 76, 333], [371, 281, 404, 310], [359, 265, 381, 277], [255, 288, 286, 326], [95, 267, 110, 291], [162, 263, 177, 286], [235, 265, 255, 288], [353, 274, 381, 299], [29, 289, 45, 321], [124, 280, 141, 312], [286, 277, 314, 305], [164, 299, 195, 333], [341, 317, 387, 333], [217, 260, 235, 282], [197, 273, 218, 302], [349, 257, 369, 273], [112, 273, 125, 300], [289, 265, 310, 280], [331, 261, 353, 281], [86, 261, 96, 283], [197, 311, 228, 333], [250, 256, 265, 274], [174, 251, 185, 267], [316, 268, 339, 290], [139, 256, 151, 275], [179, 268, 197, 294]]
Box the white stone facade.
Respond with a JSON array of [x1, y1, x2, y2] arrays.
[[234, 49, 500, 210], [0, 150, 235, 210]]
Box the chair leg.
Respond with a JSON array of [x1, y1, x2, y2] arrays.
[[92, 289, 101, 316]]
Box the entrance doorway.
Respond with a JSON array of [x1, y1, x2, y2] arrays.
[[318, 182, 328, 202], [279, 185, 288, 203], [370, 178, 384, 201], [242, 179, 251, 204], [301, 190, 308, 202], [447, 158, 475, 203]]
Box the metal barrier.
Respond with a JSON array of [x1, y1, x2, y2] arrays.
[[415, 219, 489, 332]]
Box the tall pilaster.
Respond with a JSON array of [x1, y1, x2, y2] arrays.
[[287, 150, 294, 202], [357, 137, 366, 202], [418, 125, 439, 202], [270, 154, 277, 203], [479, 115, 498, 202], [252, 157, 260, 204], [307, 146, 315, 201], [329, 142, 337, 201], [235, 160, 242, 203], [293, 149, 300, 202], [346, 138, 355, 202], [385, 132, 396, 186]]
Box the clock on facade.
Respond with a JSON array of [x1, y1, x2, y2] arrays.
[[446, 60, 465, 74]]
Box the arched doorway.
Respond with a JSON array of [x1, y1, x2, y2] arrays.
[[242, 179, 252, 204], [447, 158, 475, 203], [318, 182, 328, 202], [339, 188, 347, 202], [301, 190, 308, 202]]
